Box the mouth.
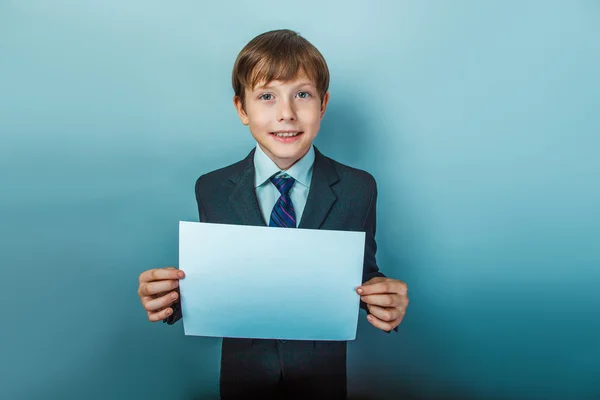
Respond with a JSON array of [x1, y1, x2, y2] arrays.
[[269, 131, 304, 142], [270, 131, 303, 138]]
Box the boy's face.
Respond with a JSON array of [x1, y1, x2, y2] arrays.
[[234, 72, 329, 170]]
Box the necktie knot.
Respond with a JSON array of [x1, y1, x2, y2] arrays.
[[270, 173, 295, 196]]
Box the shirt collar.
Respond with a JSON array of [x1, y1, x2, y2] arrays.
[[253, 144, 315, 188]]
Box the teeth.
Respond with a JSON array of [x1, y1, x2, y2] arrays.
[[274, 132, 300, 137]]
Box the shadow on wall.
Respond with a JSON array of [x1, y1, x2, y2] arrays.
[[24, 323, 221, 400]]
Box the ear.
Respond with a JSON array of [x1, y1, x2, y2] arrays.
[[319, 91, 330, 120], [233, 95, 250, 125]]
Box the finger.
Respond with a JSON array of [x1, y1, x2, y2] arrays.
[[357, 280, 407, 296], [357, 280, 393, 295], [142, 290, 179, 312], [362, 277, 386, 286], [139, 267, 185, 284], [366, 313, 397, 332], [146, 306, 175, 322], [367, 305, 405, 323], [361, 293, 402, 308], [138, 279, 180, 297]]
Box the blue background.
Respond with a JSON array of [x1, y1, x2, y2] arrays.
[[1, 1, 598, 399]]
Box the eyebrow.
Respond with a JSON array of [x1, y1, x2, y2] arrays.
[[256, 81, 316, 90]]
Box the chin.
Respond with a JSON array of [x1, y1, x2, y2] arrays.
[[265, 144, 311, 166]]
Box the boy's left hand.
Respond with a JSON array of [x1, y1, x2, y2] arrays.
[[357, 277, 409, 332]]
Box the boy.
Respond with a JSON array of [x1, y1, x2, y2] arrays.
[[137, 29, 409, 399]]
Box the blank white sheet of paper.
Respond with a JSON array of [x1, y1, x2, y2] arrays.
[[178, 221, 365, 341]]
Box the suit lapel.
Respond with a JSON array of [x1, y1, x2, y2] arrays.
[[228, 146, 340, 229], [228, 149, 267, 227], [298, 147, 339, 229]]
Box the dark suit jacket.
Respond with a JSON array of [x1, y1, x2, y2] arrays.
[[165, 146, 397, 397], [166, 146, 388, 326]]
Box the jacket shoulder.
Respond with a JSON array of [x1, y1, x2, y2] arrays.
[[323, 154, 377, 191], [194, 151, 252, 195]]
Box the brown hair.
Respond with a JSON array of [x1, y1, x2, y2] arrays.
[[232, 29, 330, 109]]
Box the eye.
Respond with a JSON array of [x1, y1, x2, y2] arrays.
[[296, 91, 311, 99], [259, 93, 274, 101]]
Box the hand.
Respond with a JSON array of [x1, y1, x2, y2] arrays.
[[138, 267, 185, 322], [356, 277, 409, 332]]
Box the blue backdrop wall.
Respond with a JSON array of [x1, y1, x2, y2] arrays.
[[1, 1, 598, 399]]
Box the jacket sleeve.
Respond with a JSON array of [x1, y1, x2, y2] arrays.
[[359, 176, 398, 333], [163, 176, 206, 325]]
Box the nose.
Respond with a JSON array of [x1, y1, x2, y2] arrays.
[[277, 99, 296, 122]]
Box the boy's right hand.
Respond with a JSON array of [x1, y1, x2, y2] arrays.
[[138, 267, 185, 322]]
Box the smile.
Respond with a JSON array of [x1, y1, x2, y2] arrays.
[[271, 131, 302, 138]]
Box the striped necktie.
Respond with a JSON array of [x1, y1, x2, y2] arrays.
[[269, 172, 296, 228]]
